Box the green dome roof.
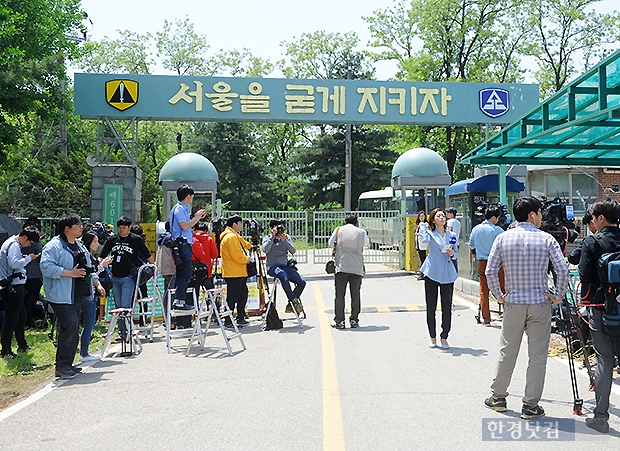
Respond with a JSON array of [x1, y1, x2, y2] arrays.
[[159, 153, 219, 183], [391, 148, 449, 178]]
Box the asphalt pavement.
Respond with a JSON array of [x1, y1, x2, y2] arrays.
[[0, 263, 619, 450]]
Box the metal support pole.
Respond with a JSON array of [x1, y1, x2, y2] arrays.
[[345, 124, 352, 211]]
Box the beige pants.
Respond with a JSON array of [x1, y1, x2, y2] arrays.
[[490, 301, 552, 407]]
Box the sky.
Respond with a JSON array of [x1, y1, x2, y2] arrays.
[[77, 0, 399, 79], [77, 0, 619, 81]]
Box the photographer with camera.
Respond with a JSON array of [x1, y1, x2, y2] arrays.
[[220, 215, 251, 327], [169, 185, 207, 310], [262, 219, 305, 314], [577, 200, 620, 433], [40, 214, 92, 378], [468, 204, 505, 326], [0, 226, 40, 359]]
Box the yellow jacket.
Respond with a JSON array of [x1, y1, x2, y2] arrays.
[[220, 226, 251, 278]]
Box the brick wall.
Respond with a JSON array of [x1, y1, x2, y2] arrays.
[[597, 169, 620, 200]]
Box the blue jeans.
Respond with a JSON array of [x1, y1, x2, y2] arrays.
[[50, 302, 79, 370], [174, 243, 193, 304], [112, 275, 135, 336], [267, 265, 306, 301], [78, 295, 97, 357]]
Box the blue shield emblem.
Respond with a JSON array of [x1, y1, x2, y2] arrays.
[[479, 88, 509, 118]]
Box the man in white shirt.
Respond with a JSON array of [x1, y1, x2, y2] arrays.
[[328, 214, 369, 329]]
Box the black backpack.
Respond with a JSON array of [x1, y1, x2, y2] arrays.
[[265, 302, 283, 331], [594, 234, 620, 338]]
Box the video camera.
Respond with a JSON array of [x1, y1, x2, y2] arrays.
[[90, 221, 114, 245], [539, 196, 577, 251], [473, 202, 511, 230], [247, 218, 263, 246], [76, 251, 97, 275], [0, 273, 25, 300]]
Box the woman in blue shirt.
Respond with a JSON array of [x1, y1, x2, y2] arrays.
[[419, 208, 458, 349]]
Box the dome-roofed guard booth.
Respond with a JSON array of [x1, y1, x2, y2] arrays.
[[445, 174, 524, 279], [158, 153, 219, 226], [391, 147, 452, 270]]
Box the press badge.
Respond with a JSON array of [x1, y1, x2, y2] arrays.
[[116, 255, 121, 263]]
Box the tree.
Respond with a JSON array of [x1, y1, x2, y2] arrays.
[[0, 0, 84, 165], [155, 17, 210, 76], [292, 126, 397, 209], [521, 0, 620, 98], [75, 30, 153, 74], [280, 31, 375, 80], [189, 122, 283, 210], [365, 0, 523, 178]]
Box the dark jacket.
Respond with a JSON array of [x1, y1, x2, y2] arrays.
[[579, 226, 620, 302]]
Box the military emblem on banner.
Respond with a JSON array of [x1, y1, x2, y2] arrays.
[[105, 80, 139, 111], [479, 88, 509, 118]]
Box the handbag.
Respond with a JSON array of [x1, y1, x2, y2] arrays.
[[241, 239, 258, 277], [325, 227, 340, 274]]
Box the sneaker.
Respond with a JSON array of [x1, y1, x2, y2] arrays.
[[237, 318, 249, 326], [483, 322, 491, 326], [173, 300, 194, 310], [71, 366, 83, 373], [521, 404, 545, 420], [291, 298, 304, 314], [55, 368, 76, 379], [484, 396, 507, 412], [586, 417, 610, 433], [17, 345, 32, 353], [80, 354, 101, 362], [2, 351, 17, 359], [350, 319, 359, 329], [285, 303, 294, 313], [332, 321, 346, 330]]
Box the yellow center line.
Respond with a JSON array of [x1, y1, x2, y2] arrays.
[[313, 282, 346, 451]]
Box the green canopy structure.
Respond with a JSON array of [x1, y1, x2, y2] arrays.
[[461, 49, 620, 167]]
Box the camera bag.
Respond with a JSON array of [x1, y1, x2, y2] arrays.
[[325, 227, 340, 274], [594, 234, 620, 338]]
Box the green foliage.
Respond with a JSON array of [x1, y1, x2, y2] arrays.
[[279, 31, 375, 80], [75, 30, 153, 74], [189, 122, 284, 210], [0, 0, 84, 164], [156, 17, 210, 76], [520, 0, 620, 98], [292, 126, 397, 209]]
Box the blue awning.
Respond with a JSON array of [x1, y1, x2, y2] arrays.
[[445, 174, 524, 196]]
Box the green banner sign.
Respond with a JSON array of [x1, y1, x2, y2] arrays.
[[103, 184, 123, 229], [74, 73, 539, 126]]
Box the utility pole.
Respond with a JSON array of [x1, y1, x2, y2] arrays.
[[344, 65, 353, 212]]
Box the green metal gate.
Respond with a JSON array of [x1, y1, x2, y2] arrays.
[[222, 210, 309, 263], [312, 210, 401, 265]]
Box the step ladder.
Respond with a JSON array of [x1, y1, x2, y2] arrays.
[[165, 287, 199, 354], [100, 308, 143, 358], [186, 287, 246, 357], [132, 263, 161, 343], [261, 277, 304, 330]]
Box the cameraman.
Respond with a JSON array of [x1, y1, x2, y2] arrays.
[[169, 184, 207, 310], [578, 200, 620, 433], [262, 219, 306, 314], [0, 227, 40, 359]]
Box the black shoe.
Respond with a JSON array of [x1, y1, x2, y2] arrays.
[[332, 321, 345, 330], [350, 319, 359, 329], [237, 318, 249, 326], [484, 396, 507, 412], [586, 417, 610, 433], [521, 404, 545, 420], [17, 345, 31, 353], [70, 366, 83, 373], [55, 368, 76, 379], [2, 351, 18, 359], [173, 301, 194, 310]]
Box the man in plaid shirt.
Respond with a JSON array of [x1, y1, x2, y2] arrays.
[[483, 196, 569, 420]]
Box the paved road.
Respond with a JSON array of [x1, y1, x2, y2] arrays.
[[0, 267, 619, 450]]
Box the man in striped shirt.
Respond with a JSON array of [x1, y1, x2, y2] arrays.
[[483, 196, 569, 420]]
